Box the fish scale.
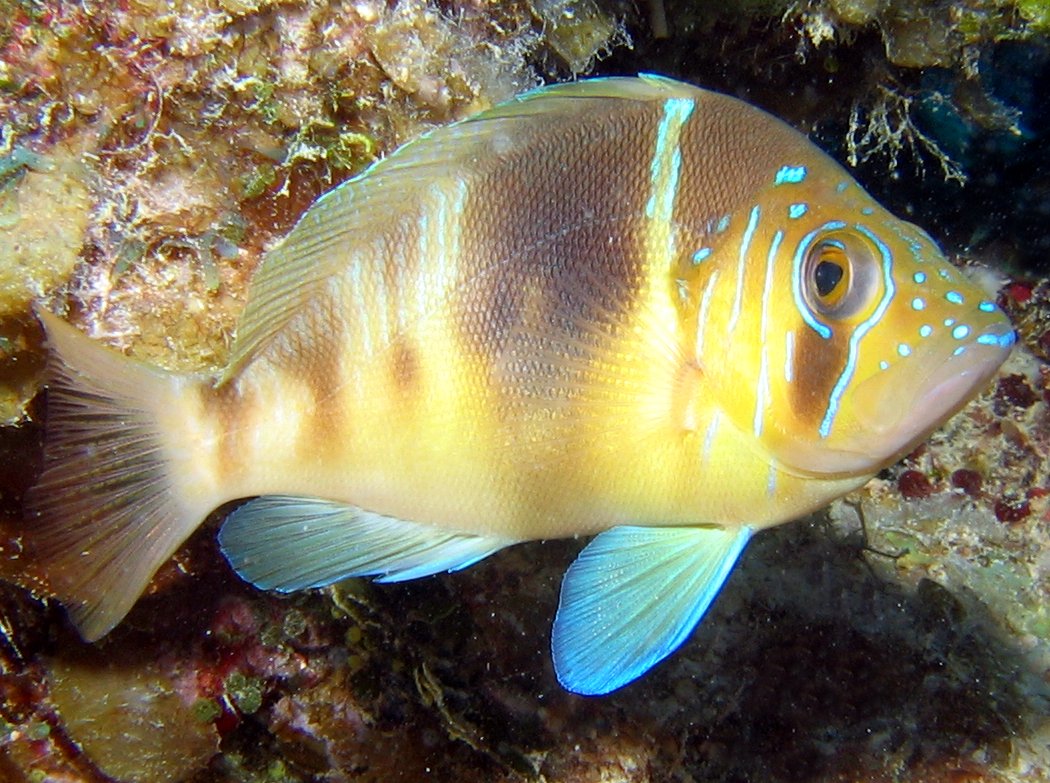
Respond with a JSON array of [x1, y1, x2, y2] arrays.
[[19, 75, 1015, 696]]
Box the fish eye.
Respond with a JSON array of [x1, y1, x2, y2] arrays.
[[802, 232, 878, 319]]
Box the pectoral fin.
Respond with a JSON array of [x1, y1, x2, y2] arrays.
[[218, 496, 517, 591], [552, 524, 752, 696]]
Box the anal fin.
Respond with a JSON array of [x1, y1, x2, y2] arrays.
[[218, 496, 517, 592], [552, 524, 752, 696]]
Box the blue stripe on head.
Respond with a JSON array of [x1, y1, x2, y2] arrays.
[[788, 203, 808, 219], [754, 229, 785, 438], [818, 223, 896, 439], [729, 205, 762, 334], [790, 221, 847, 340]]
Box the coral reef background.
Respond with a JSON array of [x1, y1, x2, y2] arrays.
[[0, 1, 1047, 781]]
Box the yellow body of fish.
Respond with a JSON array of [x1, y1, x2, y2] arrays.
[[23, 75, 1014, 695]]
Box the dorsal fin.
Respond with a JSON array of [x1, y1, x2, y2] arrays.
[[223, 75, 702, 378]]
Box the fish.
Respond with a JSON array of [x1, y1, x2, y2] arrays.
[[21, 75, 1015, 696]]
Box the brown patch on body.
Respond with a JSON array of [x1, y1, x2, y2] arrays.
[[201, 378, 251, 482], [389, 337, 420, 396], [450, 104, 656, 407], [297, 319, 350, 464]]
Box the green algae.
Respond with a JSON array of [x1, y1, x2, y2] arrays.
[[192, 697, 222, 724], [1017, 0, 1050, 31]]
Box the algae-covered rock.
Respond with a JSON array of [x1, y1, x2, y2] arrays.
[[0, 141, 92, 422], [0, 144, 89, 319], [46, 649, 220, 782]]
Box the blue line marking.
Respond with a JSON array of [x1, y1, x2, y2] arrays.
[[702, 410, 721, 462], [729, 205, 761, 333], [978, 301, 996, 312], [754, 229, 784, 438], [692, 247, 712, 264], [945, 290, 964, 305], [952, 324, 971, 340], [716, 214, 730, 233], [788, 203, 808, 219], [818, 223, 896, 439], [775, 165, 807, 185], [645, 98, 695, 222], [791, 221, 847, 340]]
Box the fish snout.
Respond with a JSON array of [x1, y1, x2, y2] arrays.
[[851, 322, 1015, 462]]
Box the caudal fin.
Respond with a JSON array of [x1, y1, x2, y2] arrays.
[[23, 309, 209, 641]]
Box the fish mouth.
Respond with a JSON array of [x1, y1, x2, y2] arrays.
[[849, 329, 1015, 466]]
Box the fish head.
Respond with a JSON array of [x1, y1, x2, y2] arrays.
[[706, 181, 1015, 479]]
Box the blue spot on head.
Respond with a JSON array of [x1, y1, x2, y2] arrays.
[[788, 203, 808, 219], [692, 247, 712, 264], [944, 318, 955, 327], [775, 165, 807, 185], [898, 343, 912, 357], [911, 297, 926, 311], [861, 206, 874, 216], [879, 360, 890, 371], [938, 268, 952, 281], [945, 291, 964, 305], [953, 346, 966, 356], [978, 301, 996, 313], [919, 325, 933, 338], [952, 324, 971, 340], [977, 331, 1016, 348], [716, 214, 730, 233], [836, 181, 848, 193], [913, 271, 927, 284]]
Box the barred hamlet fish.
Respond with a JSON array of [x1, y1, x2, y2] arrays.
[[22, 75, 1014, 695]]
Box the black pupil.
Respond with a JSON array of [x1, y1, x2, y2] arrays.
[[814, 260, 844, 297]]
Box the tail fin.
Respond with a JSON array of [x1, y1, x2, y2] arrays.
[[23, 310, 210, 641]]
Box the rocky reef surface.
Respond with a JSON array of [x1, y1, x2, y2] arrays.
[[0, 1, 1047, 781]]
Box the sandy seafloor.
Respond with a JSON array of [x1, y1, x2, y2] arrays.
[[0, 1, 1047, 781]]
